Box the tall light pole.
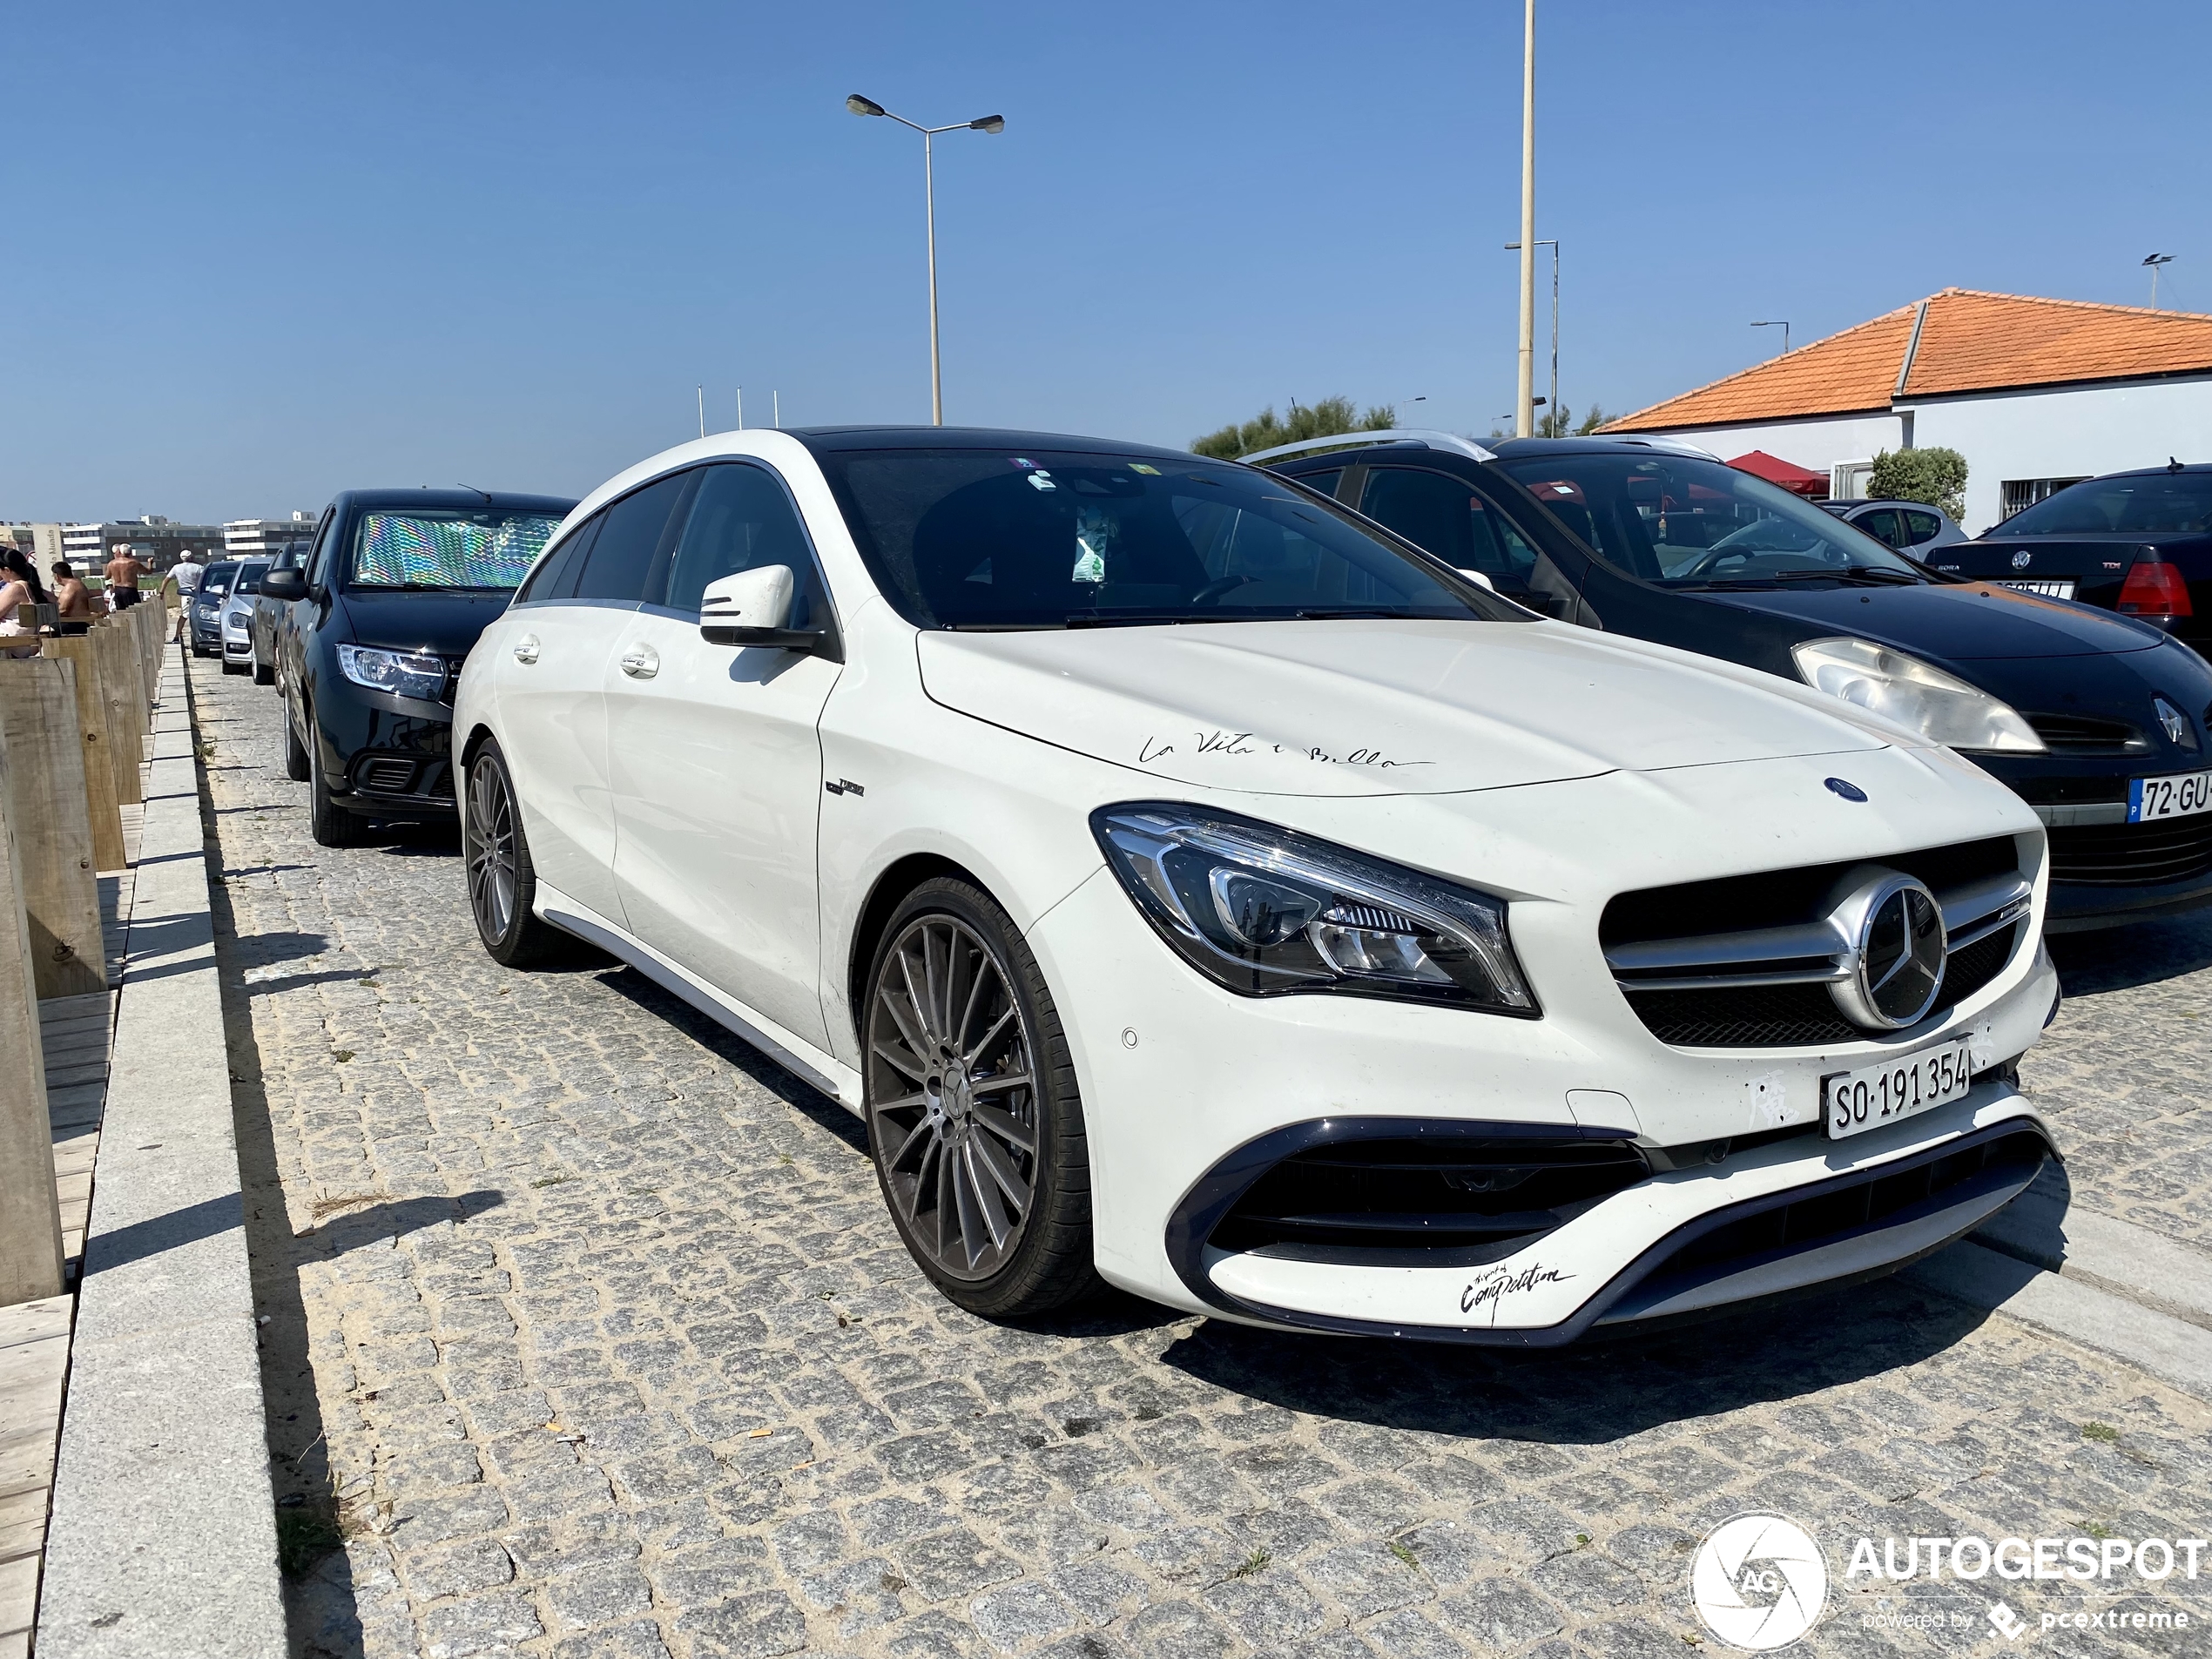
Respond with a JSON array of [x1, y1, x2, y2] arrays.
[[1750, 320, 1791, 356], [1507, 239, 1557, 433], [2145, 253, 2174, 308], [847, 94, 1005, 425], [1515, 0, 1537, 438]]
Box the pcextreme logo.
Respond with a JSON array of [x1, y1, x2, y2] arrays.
[[1689, 1514, 1829, 1650]]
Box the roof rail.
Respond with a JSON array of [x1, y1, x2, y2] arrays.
[[1237, 428, 1498, 467]]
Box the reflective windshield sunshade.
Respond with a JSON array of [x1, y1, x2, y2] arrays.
[[1091, 803, 1537, 1015], [353, 513, 563, 589]]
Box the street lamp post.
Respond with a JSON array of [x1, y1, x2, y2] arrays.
[[847, 94, 1005, 425], [1506, 240, 1558, 433], [2145, 253, 2175, 308], [1750, 320, 1791, 357], [1514, 0, 1537, 438]]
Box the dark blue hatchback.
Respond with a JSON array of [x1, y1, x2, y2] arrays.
[[1260, 435, 2212, 932], [263, 488, 575, 847]]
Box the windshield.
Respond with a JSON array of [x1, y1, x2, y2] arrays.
[[200, 562, 239, 596], [2000, 473, 2212, 535], [348, 510, 564, 590], [815, 448, 1513, 628], [1495, 453, 1922, 586]]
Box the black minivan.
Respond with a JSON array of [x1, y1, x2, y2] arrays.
[[266, 488, 575, 846], [1259, 434, 2212, 931]]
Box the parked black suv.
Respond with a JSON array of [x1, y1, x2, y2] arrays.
[[1258, 433, 2212, 931], [266, 488, 575, 846]]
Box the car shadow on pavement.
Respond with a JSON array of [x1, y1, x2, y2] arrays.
[[1158, 1273, 1995, 1445], [2047, 909, 2212, 995]]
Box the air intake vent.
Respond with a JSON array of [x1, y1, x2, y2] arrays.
[[2024, 712, 2145, 753], [356, 758, 419, 793]]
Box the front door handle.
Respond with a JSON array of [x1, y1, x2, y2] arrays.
[[513, 634, 540, 664], [619, 644, 660, 679]]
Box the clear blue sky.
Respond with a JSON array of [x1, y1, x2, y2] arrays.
[[5, 0, 2208, 523]]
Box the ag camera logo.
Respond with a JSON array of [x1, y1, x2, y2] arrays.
[[1690, 1513, 1829, 1650]]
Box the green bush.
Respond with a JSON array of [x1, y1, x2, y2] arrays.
[[1190, 396, 1394, 460], [1868, 447, 1967, 522]]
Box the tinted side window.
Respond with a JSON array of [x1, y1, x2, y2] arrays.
[[658, 464, 829, 624], [1292, 469, 1344, 502], [573, 472, 693, 604], [1853, 508, 1903, 547], [305, 509, 337, 588], [1361, 468, 1537, 583], [516, 516, 600, 604], [1901, 509, 1943, 545]]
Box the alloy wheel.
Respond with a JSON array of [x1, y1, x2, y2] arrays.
[[466, 758, 519, 943], [867, 915, 1040, 1281]]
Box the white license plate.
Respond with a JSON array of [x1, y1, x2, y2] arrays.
[[1996, 578, 2075, 599], [1823, 1038, 1974, 1141], [2130, 770, 2212, 822]]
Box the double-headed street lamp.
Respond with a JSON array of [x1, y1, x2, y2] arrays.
[[846, 94, 1005, 426]]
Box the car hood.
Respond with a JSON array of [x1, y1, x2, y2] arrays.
[[917, 619, 1894, 798], [1695, 580, 2164, 662], [334, 590, 514, 657]]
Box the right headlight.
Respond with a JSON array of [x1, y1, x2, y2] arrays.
[[1791, 636, 2045, 753], [1090, 803, 1538, 1015]]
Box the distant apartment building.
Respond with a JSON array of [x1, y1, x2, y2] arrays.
[[223, 512, 319, 562], [60, 516, 226, 571]]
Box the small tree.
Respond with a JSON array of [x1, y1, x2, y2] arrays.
[[1191, 396, 1394, 460], [1868, 447, 1968, 521]]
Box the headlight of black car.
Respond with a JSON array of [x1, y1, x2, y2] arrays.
[[336, 644, 447, 701], [1092, 803, 1537, 1015]]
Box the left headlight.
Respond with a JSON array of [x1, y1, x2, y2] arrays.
[[1791, 636, 2045, 753], [1091, 803, 1538, 1015], [336, 644, 447, 701]]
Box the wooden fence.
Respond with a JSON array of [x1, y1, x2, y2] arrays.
[[0, 587, 175, 1306]]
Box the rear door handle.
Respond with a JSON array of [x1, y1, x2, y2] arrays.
[[513, 634, 540, 664], [619, 644, 659, 679]]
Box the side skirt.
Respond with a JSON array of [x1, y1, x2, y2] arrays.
[[534, 882, 864, 1112]]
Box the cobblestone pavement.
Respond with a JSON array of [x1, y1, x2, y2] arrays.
[[186, 655, 2212, 1659]]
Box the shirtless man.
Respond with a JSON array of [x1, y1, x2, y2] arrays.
[[103, 543, 149, 610], [49, 561, 96, 635]]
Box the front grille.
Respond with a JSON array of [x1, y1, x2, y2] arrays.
[[1210, 1136, 1649, 1263], [1604, 838, 2029, 1049], [2048, 816, 2212, 887], [2024, 712, 2145, 753], [1622, 1129, 2049, 1309]]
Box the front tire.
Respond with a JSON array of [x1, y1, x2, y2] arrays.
[[305, 703, 361, 848], [463, 739, 576, 968], [282, 687, 311, 781], [253, 648, 274, 686], [863, 878, 1098, 1318]]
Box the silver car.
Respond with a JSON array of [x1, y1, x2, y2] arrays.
[[219, 558, 271, 677], [1820, 498, 1966, 555]]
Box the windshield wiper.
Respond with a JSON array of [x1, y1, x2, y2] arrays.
[[1293, 606, 1453, 619], [1682, 567, 1923, 590], [1063, 612, 1251, 629]]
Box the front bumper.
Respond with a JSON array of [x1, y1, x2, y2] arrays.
[[1026, 839, 2059, 1340], [311, 674, 457, 817], [1975, 752, 2212, 929]]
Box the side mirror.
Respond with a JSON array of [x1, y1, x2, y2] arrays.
[[699, 565, 823, 650], [262, 568, 307, 602], [1456, 569, 1497, 592]]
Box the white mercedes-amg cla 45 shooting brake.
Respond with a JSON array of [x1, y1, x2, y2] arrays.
[[455, 426, 2061, 1344]]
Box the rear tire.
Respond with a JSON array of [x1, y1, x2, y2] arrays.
[[306, 703, 361, 848], [282, 688, 310, 782], [463, 739, 578, 968], [221, 658, 244, 676], [862, 877, 1099, 1318]]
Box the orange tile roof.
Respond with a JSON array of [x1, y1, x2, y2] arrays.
[[1603, 288, 2212, 432]]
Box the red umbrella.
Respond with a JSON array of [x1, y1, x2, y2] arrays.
[[1727, 450, 1830, 498]]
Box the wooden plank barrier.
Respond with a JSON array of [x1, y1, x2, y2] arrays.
[[0, 659, 106, 999], [0, 714, 65, 1305], [37, 637, 128, 873], [88, 619, 144, 805]]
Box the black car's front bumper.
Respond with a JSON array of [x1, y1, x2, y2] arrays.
[[1975, 754, 2212, 928], [312, 679, 457, 819]]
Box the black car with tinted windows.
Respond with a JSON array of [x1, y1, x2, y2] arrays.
[[266, 488, 574, 846], [187, 560, 240, 657], [1932, 462, 2212, 648], [1258, 433, 2212, 931]]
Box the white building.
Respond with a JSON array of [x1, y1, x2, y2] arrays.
[[1603, 288, 2212, 534], [223, 512, 319, 561], [60, 516, 226, 571]]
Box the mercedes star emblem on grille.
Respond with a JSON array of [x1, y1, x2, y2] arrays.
[[1827, 868, 1948, 1030]]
